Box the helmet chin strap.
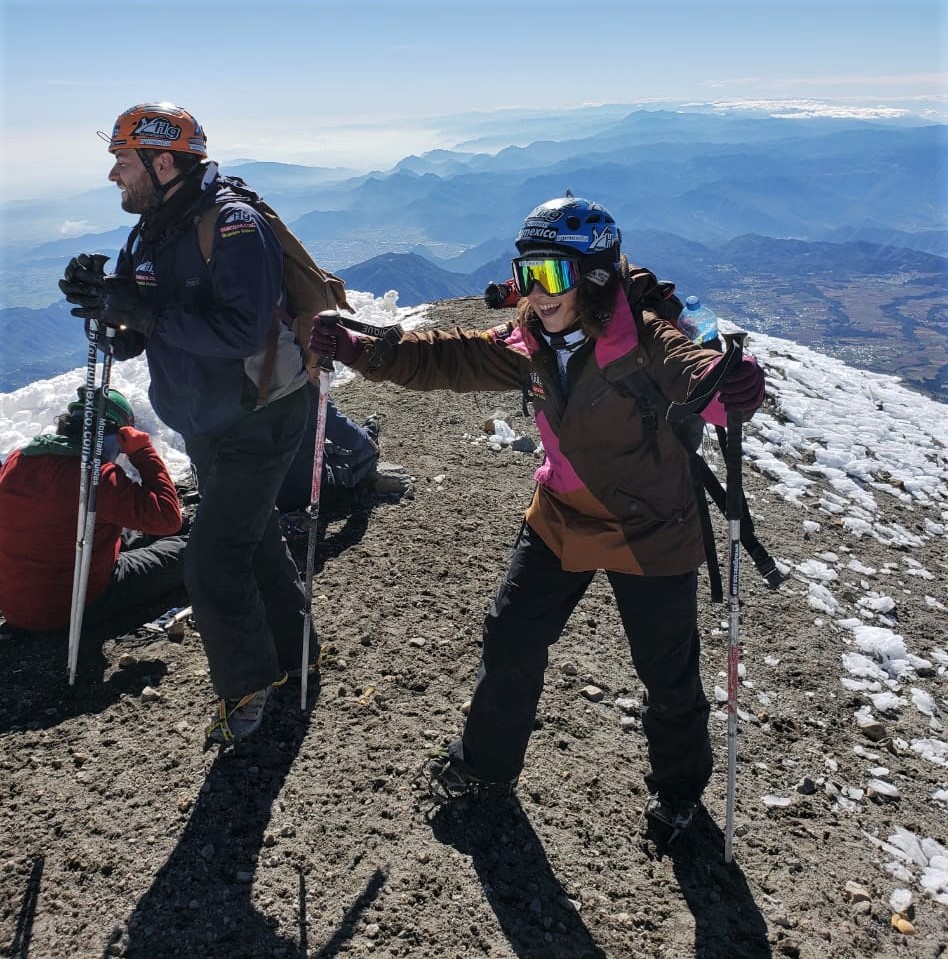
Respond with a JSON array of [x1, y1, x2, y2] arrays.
[[136, 150, 189, 211]]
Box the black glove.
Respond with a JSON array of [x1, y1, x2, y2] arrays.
[[718, 357, 766, 414], [100, 275, 159, 337], [59, 253, 108, 318]]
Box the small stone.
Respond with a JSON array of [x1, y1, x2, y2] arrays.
[[844, 881, 871, 903], [619, 716, 637, 733], [416, 851, 430, 864], [560, 662, 579, 676], [140, 686, 161, 702], [890, 915, 915, 935], [408, 637, 426, 648], [795, 777, 817, 795], [855, 715, 887, 742], [580, 685, 604, 702], [365, 923, 380, 938], [118, 653, 138, 668]]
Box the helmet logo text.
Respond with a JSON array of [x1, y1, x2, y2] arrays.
[[131, 117, 182, 142]]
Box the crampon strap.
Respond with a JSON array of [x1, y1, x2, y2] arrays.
[[204, 672, 287, 744]]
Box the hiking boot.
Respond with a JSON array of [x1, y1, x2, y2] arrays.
[[426, 747, 516, 801], [204, 676, 286, 745], [362, 413, 385, 450], [370, 461, 414, 499], [641, 794, 699, 848]]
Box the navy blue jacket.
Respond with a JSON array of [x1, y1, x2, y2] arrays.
[[111, 168, 307, 438]]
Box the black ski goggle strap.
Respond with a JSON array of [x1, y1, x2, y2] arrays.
[[337, 316, 405, 372]]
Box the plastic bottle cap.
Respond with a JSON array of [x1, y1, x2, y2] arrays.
[[685, 295, 701, 310]]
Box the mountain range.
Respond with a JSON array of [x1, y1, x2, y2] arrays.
[[1, 106, 945, 400]]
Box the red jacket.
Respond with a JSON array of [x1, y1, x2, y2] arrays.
[[0, 429, 182, 631]]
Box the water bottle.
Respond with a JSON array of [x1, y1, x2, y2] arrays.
[[678, 295, 719, 345]]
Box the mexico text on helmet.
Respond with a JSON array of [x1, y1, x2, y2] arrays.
[[515, 196, 621, 260], [106, 103, 207, 157]]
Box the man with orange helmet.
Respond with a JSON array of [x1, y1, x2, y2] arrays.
[[58, 103, 315, 745]]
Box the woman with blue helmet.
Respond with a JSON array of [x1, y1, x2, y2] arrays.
[[310, 193, 767, 848]]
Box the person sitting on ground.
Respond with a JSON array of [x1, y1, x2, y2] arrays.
[[0, 387, 187, 635], [276, 381, 412, 518], [309, 193, 767, 851]]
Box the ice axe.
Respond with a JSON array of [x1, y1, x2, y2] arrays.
[[300, 310, 339, 710]]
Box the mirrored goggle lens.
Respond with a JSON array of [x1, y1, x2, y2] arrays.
[[512, 258, 582, 296]]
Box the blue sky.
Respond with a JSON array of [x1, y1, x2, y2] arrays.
[[1, 0, 946, 199]]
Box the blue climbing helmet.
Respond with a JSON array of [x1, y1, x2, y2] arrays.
[[515, 194, 621, 262]]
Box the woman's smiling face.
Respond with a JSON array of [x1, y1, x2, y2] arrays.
[[527, 285, 579, 333]]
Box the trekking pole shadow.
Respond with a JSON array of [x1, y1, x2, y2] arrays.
[[668, 808, 772, 959], [114, 692, 310, 959], [8, 854, 43, 959], [311, 865, 387, 958], [428, 799, 608, 959]]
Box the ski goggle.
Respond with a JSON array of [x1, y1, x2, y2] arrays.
[[511, 256, 583, 297]]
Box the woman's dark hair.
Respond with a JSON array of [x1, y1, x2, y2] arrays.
[[516, 267, 621, 340], [56, 412, 118, 439]]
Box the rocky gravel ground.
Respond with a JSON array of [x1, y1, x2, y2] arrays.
[[2, 297, 947, 959]]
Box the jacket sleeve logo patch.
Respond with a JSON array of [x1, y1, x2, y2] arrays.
[[530, 370, 545, 400], [219, 208, 259, 240]]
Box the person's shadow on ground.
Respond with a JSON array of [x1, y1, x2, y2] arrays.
[[0, 599, 182, 735], [666, 807, 772, 959], [284, 495, 376, 577], [428, 798, 608, 959], [113, 679, 390, 959], [111, 681, 346, 959]]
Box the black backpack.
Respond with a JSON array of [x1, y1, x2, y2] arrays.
[[618, 260, 784, 600]]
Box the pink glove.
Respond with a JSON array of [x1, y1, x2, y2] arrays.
[[117, 426, 153, 455], [717, 357, 766, 413], [308, 315, 362, 366]]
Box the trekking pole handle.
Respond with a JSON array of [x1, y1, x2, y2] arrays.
[[724, 332, 747, 522], [316, 309, 340, 372], [82, 254, 112, 343]]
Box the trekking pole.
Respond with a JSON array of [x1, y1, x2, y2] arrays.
[[66, 254, 110, 684], [724, 331, 748, 864], [300, 310, 340, 710]]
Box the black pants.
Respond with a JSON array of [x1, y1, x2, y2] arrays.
[[184, 387, 313, 699], [83, 534, 187, 627], [453, 523, 713, 802]]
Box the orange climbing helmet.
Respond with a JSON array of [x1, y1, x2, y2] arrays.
[[104, 102, 207, 157]]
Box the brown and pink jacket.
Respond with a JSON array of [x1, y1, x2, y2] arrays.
[[350, 290, 733, 575]]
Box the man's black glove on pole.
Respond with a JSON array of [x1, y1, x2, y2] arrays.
[[59, 253, 107, 318], [100, 276, 158, 336]]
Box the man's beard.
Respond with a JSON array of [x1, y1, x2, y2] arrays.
[[120, 179, 159, 214]]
